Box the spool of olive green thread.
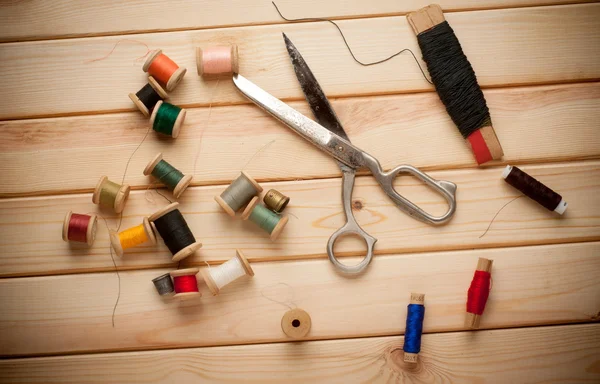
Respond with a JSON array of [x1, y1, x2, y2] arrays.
[[144, 153, 193, 199], [215, 171, 263, 217], [242, 196, 288, 241], [150, 100, 187, 138], [92, 176, 131, 213]]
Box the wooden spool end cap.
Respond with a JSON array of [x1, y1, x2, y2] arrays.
[[148, 76, 168, 99], [231, 45, 239, 74], [171, 106, 186, 138], [270, 215, 288, 241], [173, 291, 202, 300], [215, 194, 236, 217], [62, 211, 72, 242], [129, 92, 150, 117], [143, 217, 158, 245], [143, 153, 163, 176], [142, 49, 162, 72], [173, 174, 193, 199], [92, 175, 108, 204], [241, 196, 260, 220], [109, 230, 124, 258], [149, 202, 180, 222], [476, 257, 493, 273], [170, 267, 199, 277], [149, 100, 162, 126], [466, 126, 504, 165], [87, 215, 98, 246], [241, 171, 263, 193], [113, 184, 131, 214], [465, 312, 482, 329], [200, 267, 220, 296], [166, 67, 186, 92], [235, 249, 255, 276], [407, 4, 445, 35], [282, 308, 311, 339], [410, 293, 425, 305], [171, 241, 202, 262], [404, 352, 419, 364]]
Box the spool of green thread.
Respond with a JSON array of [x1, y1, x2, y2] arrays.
[[92, 175, 131, 213], [144, 153, 193, 199], [242, 196, 288, 241], [150, 100, 187, 138]]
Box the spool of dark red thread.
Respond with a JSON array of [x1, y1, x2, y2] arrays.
[[466, 257, 492, 329], [170, 268, 201, 300], [502, 165, 567, 214], [62, 211, 97, 246]]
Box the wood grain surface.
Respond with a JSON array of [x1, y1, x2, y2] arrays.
[[0, 0, 594, 42], [1, 82, 598, 197], [1, 4, 599, 119], [0, 161, 597, 277], [0, 242, 598, 356]]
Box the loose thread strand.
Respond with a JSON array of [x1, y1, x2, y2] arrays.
[[85, 39, 151, 64], [243, 140, 276, 170], [94, 214, 121, 328], [260, 282, 296, 310], [479, 195, 523, 238], [272, 1, 432, 84]]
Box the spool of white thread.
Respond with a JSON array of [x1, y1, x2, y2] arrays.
[[201, 250, 254, 295]]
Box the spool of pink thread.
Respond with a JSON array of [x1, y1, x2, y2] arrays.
[[196, 45, 239, 77]]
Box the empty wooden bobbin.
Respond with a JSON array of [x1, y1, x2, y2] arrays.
[[92, 176, 130, 213], [263, 189, 290, 213], [143, 49, 187, 91], [143, 153, 193, 199], [196, 45, 239, 77], [170, 268, 202, 300], [282, 308, 311, 339], [201, 249, 254, 296], [62, 211, 97, 246], [109, 217, 158, 258], [242, 196, 289, 241], [150, 100, 187, 139], [149, 202, 202, 262], [215, 171, 263, 217], [128, 76, 168, 117]]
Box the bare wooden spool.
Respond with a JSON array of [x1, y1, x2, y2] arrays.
[[149, 202, 202, 262], [143, 49, 187, 91], [404, 292, 425, 364], [242, 196, 289, 241], [201, 249, 254, 296], [170, 268, 202, 300], [128, 76, 168, 117], [143, 152, 193, 199], [149, 100, 187, 139], [214, 171, 263, 217], [196, 45, 239, 77], [407, 4, 503, 164], [282, 308, 311, 339], [92, 175, 130, 214], [109, 217, 157, 258], [466, 258, 493, 329], [62, 211, 97, 246]]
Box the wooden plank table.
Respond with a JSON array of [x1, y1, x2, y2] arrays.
[[0, 1, 598, 382]]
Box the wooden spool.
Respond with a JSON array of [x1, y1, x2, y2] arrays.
[[196, 45, 239, 77], [149, 202, 202, 262], [404, 292, 425, 364], [170, 268, 202, 300], [201, 249, 254, 296], [143, 152, 193, 199], [109, 217, 157, 258], [466, 258, 493, 329], [242, 196, 289, 241], [150, 100, 187, 139], [143, 49, 187, 91], [214, 171, 262, 217], [62, 211, 97, 246], [92, 175, 130, 214], [281, 308, 311, 339], [128, 76, 168, 117]]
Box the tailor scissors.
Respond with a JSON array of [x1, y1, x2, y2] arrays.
[[233, 33, 457, 274]]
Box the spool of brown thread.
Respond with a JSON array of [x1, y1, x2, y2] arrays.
[[502, 165, 567, 214]]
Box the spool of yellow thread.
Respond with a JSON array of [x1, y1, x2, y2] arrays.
[[109, 217, 157, 257]]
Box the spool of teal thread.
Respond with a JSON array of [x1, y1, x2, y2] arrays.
[[144, 153, 193, 199], [150, 100, 187, 138], [242, 196, 288, 241]]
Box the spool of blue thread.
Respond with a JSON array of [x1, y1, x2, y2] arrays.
[[403, 292, 425, 363]]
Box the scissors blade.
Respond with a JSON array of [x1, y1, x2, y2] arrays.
[[283, 33, 350, 142]]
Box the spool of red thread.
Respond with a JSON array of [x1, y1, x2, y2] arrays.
[[62, 211, 97, 246], [170, 268, 202, 300], [143, 50, 187, 91], [466, 257, 492, 329]]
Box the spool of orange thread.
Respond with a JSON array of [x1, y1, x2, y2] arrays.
[[196, 45, 239, 77], [143, 49, 187, 91]]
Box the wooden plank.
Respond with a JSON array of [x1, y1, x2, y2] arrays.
[[1, 4, 599, 120], [0, 161, 598, 277], [1, 324, 598, 383], [0, 0, 595, 42], [2, 82, 599, 197], [0, 242, 598, 356]]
